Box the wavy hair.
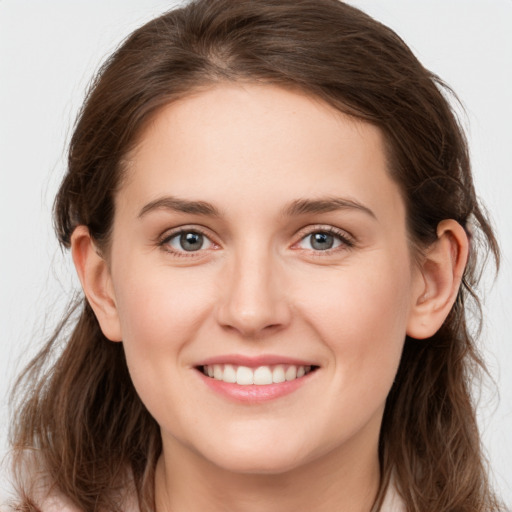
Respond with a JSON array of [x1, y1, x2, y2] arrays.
[[10, 1, 503, 510]]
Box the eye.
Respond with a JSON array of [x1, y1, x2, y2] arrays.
[[163, 230, 215, 253], [296, 228, 353, 252]]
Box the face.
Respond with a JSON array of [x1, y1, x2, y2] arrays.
[[105, 84, 422, 475]]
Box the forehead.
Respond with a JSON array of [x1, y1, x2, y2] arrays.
[[119, 83, 403, 223]]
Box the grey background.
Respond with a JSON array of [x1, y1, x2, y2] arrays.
[[1, 0, 511, 503]]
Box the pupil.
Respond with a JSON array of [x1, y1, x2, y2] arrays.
[[311, 232, 334, 250], [180, 232, 203, 251]]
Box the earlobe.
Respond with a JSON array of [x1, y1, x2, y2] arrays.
[[406, 219, 469, 340], [71, 225, 123, 342]]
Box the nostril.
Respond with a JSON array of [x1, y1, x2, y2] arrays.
[[215, 275, 292, 337]]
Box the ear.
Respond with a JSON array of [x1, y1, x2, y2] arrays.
[[71, 225, 122, 342], [407, 219, 469, 339]]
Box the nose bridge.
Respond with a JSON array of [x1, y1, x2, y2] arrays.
[[216, 239, 290, 337]]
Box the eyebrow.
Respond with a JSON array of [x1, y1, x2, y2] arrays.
[[283, 197, 376, 219], [138, 196, 221, 218], [137, 195, 376, 220]]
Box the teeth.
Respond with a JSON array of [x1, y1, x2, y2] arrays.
[[223, 364, 237, 383], [254, 366, 273, 385], [236, 366, 254, 385], [285, 365, 297, 381], [202, 364, 314, 385], [272, 365, 286, 383], [213, 364, 223, 380]]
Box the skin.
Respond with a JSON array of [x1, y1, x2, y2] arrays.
[[72, 83, 468, 512]]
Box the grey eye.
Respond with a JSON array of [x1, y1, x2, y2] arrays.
[[167, 231, 212, 252], [181, 232, 204, 251], [310, 232, 335, 250], [297, 231, 344, 251]]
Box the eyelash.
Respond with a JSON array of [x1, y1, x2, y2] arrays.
[[157, 225, 355, 257]]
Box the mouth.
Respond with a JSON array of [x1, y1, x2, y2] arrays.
[[197, 363, 318, 386]]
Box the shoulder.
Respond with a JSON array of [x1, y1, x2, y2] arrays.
[[8, 454, 140, 512], [30, 491, 140, 512], [33, 486, 140, 512], [7, 474, 139, 512], [36, 493, 83, 512]]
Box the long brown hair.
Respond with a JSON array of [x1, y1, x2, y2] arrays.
[[10, 1, 503, 510]]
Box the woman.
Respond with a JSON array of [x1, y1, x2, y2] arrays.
[[7, 0, 506, 510]]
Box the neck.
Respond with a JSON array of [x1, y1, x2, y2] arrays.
[[155, 429, 381, 512]]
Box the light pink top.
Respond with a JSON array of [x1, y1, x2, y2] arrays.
[[36, 482, 406, 512], [380, 483, 406, 512], [37, 487, 139, 512]]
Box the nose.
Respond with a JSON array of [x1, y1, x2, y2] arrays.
[[215, 247, 292, 338]]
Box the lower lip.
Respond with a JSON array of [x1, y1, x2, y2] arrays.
[[197, 370, 316, 403]]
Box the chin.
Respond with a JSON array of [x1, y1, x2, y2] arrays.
[[199, 433, 313, 475], [213, 450, 305, 475]]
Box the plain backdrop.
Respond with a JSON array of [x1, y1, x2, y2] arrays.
[[1, 0, 511, 503]]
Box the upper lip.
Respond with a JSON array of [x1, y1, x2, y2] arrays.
[[194, 354, 319, 368]]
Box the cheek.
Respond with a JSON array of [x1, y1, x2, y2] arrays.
[[110, 263, 216, 406], [298, 252, 413, 402], [110, 266, 218, 430], [113, 262, 213, 347]]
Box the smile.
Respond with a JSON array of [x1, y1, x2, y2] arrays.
[[200, 364, 315, 385]]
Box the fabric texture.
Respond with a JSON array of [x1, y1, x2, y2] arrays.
[[380, 483, 406, 512], [37, 490, 139, 512], [33, 480, 406, 511]]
